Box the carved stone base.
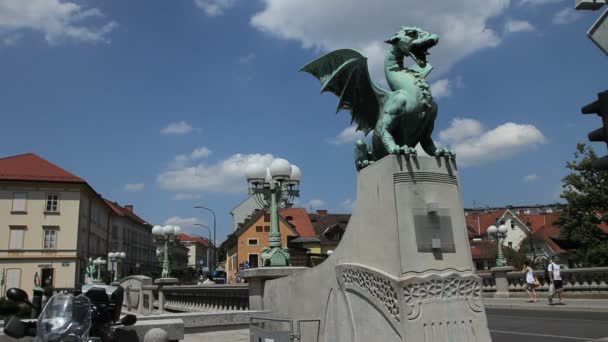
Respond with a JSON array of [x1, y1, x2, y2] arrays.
[[260, 155, 492, 342]]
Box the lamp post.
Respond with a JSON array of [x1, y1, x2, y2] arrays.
[[108, 252, 126, 282], [193, 206, 216, 270], [152, 225, 182, 278], [92, 257, 107, 283], [194, 223, 212, 272], [487, 222, 508, 267], [245, 158, 301, 267]]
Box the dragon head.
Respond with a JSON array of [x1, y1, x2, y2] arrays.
[[385, 26, 438, 68]]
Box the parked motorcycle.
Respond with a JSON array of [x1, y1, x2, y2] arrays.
[[3, 285, 136, 342]]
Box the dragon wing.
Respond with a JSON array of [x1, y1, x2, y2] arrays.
[[299, 49, 387, 135]]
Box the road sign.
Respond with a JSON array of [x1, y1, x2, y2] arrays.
[[588, 8, 608, 55]]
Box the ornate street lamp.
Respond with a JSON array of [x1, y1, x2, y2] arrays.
[[245, 158, 301, 267], [194, 223, 212, 272], [152, 225, 182, 278], [487, 222, 508, 267], [92, 257, 107, 283], [193, 206, 217, 270], [108, 251, 127, 282]]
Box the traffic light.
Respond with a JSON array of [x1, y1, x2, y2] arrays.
[[581, 90, 608, 170]]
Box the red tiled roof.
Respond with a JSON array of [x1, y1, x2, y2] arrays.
[[178, 233, 210, 247], [279, 207, 316, 238], [532, 225, 565, 253], [469, 240, 497, 260], [465, 211, 503, 237], [103, 199, 148, 226], [0, 153, 85, 183]]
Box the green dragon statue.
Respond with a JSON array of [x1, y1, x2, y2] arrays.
[[300, 26, 455, 171]]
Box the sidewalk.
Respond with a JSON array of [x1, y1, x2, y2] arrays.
[[483, 297, 608, 312], [183, 329, 249, 342]]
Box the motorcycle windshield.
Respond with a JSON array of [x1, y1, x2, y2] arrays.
[[37, 294, 91, 342]]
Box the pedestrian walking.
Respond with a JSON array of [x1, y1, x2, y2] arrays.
[[522, 261, 538, 302], [547, 256, 565, 305]]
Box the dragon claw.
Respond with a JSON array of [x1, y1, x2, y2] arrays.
[[398, 146, 417, 157], [435, 148, 456, 159]]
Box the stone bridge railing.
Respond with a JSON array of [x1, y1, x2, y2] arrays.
[[124, 283, 249, 315], [479, 266, 608, 297]]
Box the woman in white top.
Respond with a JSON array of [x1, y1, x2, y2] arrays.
[[522, 261, 537, 302]]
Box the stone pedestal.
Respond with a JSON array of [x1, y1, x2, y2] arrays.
[[491, 266, 513, 298], [241, 267, 308, 310], [259, 155, 492, 342], [154, 278, 178, 314]]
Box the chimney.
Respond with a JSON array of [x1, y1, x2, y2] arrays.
[[317, 210, 328, 216], [124, 205, 133, 212], [519, 210, 525, 216]]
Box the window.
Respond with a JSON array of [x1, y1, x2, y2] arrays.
[[46, 194, 59, 212], [248, 254, 259, 268], [256, 226, 263, 232], [248, 238, 259, 246], [11, 193, 27, 213], [43, 227, 58, 249], [508, 241, 513, 248], [5, 269, 21, 289], [264, 226, 270, 232], [9, 227, 25, 249], [264, 213, 270, 222]]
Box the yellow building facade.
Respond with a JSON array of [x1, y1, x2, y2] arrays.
[[0, 153, 154, 294]]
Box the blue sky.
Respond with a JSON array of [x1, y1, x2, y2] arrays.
[[0, 0, 606, 243]]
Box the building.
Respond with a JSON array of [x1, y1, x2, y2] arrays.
[[306, 210, 350, 254], [104, 200, 156, 276], [177, 233, 215, 271], [230, 195, 263, 232], [223, 208, 315, 283], [0, 153, 155, 293], [464, 205, 608, 269]]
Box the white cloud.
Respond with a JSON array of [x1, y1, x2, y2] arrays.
[[0, 0, 117, 45], [304, 199, 325, 209], [431, 79, 451, 99], [505, 20, 536, 33], [194, 0, 237, 17], [438, 119, 547, 167], [2, 33, 22, 46], [518, 0, 562, 6], [524, 174, 539, 182], [161, 121, 195, 135], [238, 52, 256, 65], [124, 183, 144, 192], [439, 118, 484, 143], [190, 147, 212, 159], [251, 0, 509, 79], [341, 198, 355, 211], [329, 125, 365, 145], [158, 153, 279, 193], [170, 147, 212, 168], [553, 8, 583, 25], [172, 193, 202, 201], [164, 216, 205, 228]]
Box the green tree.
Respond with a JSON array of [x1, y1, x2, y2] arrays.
[[555, 143, 608, 266]]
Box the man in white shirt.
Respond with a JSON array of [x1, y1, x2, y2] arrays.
[[548, 256, 564, 305]]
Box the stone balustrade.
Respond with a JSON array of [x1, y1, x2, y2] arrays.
[[124, 284, 249, 314], [162, 285, 250, 312], [480, 266, 608, 297]]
